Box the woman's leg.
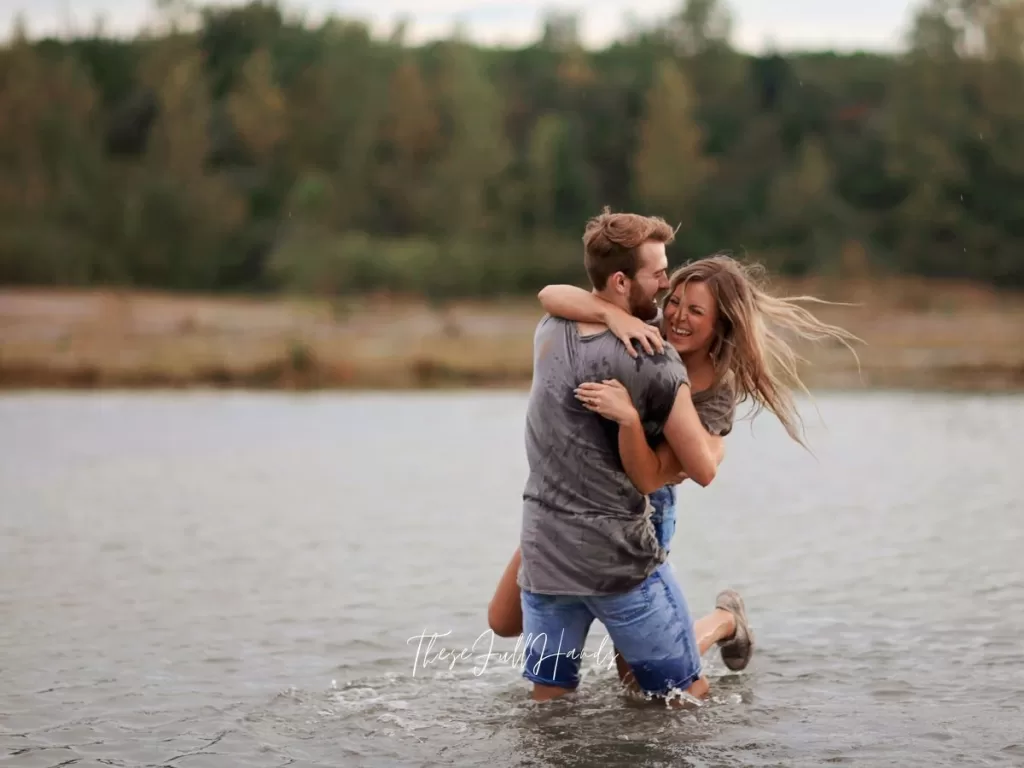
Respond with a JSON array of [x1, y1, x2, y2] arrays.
[[693, 609, 736, 655], [487, 548, 524, 638]]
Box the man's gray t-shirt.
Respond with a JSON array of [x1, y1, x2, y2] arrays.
[[517, 315, 690, 596]]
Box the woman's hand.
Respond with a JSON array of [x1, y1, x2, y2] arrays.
[[604, 311, 664, 358], [575, 379, 640, 426]]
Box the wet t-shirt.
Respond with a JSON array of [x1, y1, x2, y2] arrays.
[[517, 315, 689, 596]]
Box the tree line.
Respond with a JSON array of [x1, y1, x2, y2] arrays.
[[1, 0, 1022, 297]]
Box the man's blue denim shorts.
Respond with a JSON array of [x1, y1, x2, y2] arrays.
[[519, 563, 702, 695], [649, 485, 677, 552]]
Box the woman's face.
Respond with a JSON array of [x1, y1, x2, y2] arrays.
[[663, 280, 718, 356]]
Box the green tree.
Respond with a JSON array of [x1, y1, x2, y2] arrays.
[[429, 40, 512, 237], [0, 37, 105, 284], [967, 0, 1024, 281], [524, 114, 565, 231], [281, 21, 384, 232], [633, 59, 710, 225], [668, 0, 733, 56], [227, 46, 286, 161], [129, 37, 245, 288], [373, 57, 442, 235], [766, 138, 855, 274]]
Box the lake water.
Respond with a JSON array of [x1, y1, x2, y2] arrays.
[[1, 390, 1022, 767]]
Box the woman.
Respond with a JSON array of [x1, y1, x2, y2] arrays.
[[488, 254, 860, 675]]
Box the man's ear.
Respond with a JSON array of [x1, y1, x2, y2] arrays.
[[609, 271, 628, 294]]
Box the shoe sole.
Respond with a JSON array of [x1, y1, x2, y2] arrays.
[[715, 589, 754, 672]]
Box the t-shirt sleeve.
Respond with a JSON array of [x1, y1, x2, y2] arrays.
[[696, 384, 736, 437], [633, 349, 690, 442]]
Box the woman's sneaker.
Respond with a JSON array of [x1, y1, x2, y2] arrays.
[[715, 589, 754, 671]]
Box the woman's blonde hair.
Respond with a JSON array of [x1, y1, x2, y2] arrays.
[[666, 254, 862, 448]]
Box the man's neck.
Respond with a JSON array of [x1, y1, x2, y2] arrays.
[[592, 288, 630, 315], [574, 289, 630, 337]]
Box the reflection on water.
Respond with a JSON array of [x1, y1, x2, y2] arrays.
[[1, 390, 1022, 767]]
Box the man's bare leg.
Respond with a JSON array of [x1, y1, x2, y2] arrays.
[[531, 683, 575, 702], [617, 664, 710, 704], [614, 652, 634, 686]]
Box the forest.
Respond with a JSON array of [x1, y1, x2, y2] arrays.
[[1, 0, 1022, 298]]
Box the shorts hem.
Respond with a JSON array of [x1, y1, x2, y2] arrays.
[[632, 663, 703, 696], [521, 668, 579, 689]]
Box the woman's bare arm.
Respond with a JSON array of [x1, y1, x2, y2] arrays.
[[660, 388, 722, 487], [538, 285, 663, 357], [538, 284, 618, 323], [649, 435, 725, 487], [615, 416, 675, 494], [618, 418, 724, 493], [576, 379, 725, 494]]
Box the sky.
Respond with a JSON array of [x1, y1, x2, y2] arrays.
[[2, 0, 921, 53]]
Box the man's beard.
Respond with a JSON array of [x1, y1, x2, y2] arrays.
[[628, 282, 660, 321]]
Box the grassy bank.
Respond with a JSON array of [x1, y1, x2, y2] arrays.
[[1, 280, 1023, 392]]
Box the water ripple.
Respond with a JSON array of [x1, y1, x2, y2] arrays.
[[1, 391, 1022, 767]]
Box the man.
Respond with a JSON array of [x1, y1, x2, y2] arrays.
[[517, 207, 753, 702]]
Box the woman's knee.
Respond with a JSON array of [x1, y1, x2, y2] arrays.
[[487, 599, 523, 638]]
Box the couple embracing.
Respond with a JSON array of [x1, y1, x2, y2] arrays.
[[486, 208, 858, 703]]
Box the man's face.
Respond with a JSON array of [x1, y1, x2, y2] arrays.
[[626, 241, 670, 320]]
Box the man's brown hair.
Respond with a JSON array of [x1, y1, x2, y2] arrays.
[[582, 206, 676, 290]]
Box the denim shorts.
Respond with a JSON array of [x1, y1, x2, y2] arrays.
[[649, 485, 677, 552], [519, 563, 702, 694]]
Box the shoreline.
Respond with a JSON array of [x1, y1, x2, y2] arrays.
[[2, 286, 1023, 394], [2, 364, 1024, 394]]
